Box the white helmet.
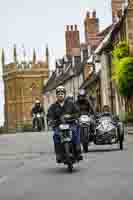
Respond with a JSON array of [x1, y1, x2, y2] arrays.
[[35, 99, 40, 104], [56, 85, 66, 95]]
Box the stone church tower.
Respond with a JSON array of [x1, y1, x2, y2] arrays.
[[2, 45, 49, 132]]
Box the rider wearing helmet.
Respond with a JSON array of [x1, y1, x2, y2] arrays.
[[47, 85, 83, 163], [100, 105, 123, 137], [76, 89, 94, 114], [76, 89, 95, 142], [101, 105, 120, 124], [66, 93, 74, 103], [31, 99, 45, 129]]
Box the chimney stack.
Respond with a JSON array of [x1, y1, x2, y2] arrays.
[[65, 24, 80, 57], [111, 0, 125, 22], [92, 10, 96, 18], [84, 10, 99, 49]]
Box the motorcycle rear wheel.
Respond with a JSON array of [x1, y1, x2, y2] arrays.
[[83, 142, 88, 153], [68, 163, 73, 172], [119, 135, 124, 150]]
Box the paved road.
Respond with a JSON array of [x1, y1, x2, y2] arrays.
[[0, 131, 132, 200]]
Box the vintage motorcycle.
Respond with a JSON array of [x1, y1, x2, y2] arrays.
[[94, 115, 124, 150], [50, 114, 82, 172], [79, 114, 93, 152], [33, 113, 43, 131]]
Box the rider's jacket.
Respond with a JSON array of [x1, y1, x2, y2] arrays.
[[76, 98, 94, 115], [31, 105, 44, 116], [47, 99, 79, 126]]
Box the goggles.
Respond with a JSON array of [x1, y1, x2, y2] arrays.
[[56, 91, 65, 96], [56, 89, 65, 94]]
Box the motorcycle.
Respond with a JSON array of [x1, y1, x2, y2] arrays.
[[50, 114, 82, 172], [79, 114, 92, 152], [94, 115, 124, 150], [33, 113, 43, 131]]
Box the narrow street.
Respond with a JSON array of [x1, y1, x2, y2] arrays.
[[0, 131, 132, 200]]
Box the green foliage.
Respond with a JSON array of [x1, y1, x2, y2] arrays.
[[113, 41, 129, 60], [90, 87, 96, 96], [112, 42, 133, 97], [22, 122, 33, 132], [119, 111, 133, 123], [124, 112, 133, 123]]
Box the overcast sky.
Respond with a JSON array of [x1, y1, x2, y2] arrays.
[[0, 0, 112, 125]]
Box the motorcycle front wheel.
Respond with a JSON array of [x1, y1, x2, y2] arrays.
[[119, 135, 124, 150], [64, 142, 73, 172], [37, 119, 42, 131]]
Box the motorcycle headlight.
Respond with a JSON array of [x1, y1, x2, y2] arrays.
[[79, 115, 91, 123], [59, 124, 69, 130]]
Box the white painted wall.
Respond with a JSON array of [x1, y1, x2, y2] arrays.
[[100, 52, 110, 107]]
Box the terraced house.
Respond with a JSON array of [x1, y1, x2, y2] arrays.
[[43, 11, 108, 113], [94, 0, 133, 115]]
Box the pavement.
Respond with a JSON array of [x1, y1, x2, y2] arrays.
[[0, 131, 132, 200], [126, 125, 133, 134]]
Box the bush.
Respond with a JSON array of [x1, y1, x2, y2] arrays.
[[125, 112, 133, 123], [113, 41, 129, 60], [120, 112, 133, 123], [115, 57, 133, 96], [112, 42, 133, 97], [119, 111, 126, 122], [22, 123, 33, 132]]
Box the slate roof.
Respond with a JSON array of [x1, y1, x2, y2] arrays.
[[80, 70, 101, 90], [43, 21, 113, 95], [95, 9, 128, 54], [43, 59, 84, 94]]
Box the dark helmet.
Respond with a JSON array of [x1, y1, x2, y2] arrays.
[[103, 105, 110, 112], [56, 85, 66, 95], [77, 89, 87, 102]]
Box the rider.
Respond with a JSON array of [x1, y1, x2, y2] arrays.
[[100, 105, 122, 136], [76, 89, 94, 114], [101, 105, 118, 119], [47, 85, 83, 163], [76, 89, 95, 141], [31, 99, 45, 129]]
